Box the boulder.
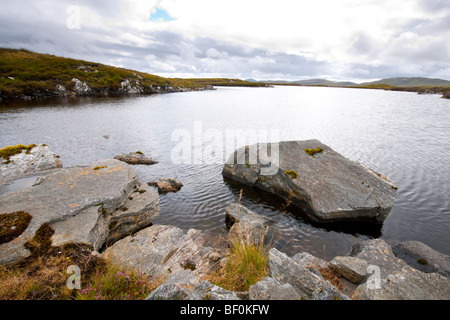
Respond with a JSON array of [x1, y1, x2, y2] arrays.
[[222, 140, 397, 223], [0, 144, 62, 183], [0, 159, 160, 265], [148, 178, 183, 194], [267, 248, 349, 300], [103, 224, 222, 281], [392, 241, 450, 277], [225, 203, 273, 247], [114, 152, 158, 165], [249, 277, 301, 300]]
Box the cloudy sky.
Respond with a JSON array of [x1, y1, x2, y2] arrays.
[[1, 0, 449, 82]]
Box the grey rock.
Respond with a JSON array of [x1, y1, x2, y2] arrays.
[[105, 182, 160, 245], [0, 144, 63, 183], [149, 178, 183, 193], [222, 140, 397, 223], [146, 269, 240, 300], [350, 239, 450, 300], [353, 266, 450, 300], [120, 79, 144, 94], [71, 78, 92, 95], [249, 277, 301, 300], [329, 256, 369, 284], [292, 251, 330, 270], [267, 248, 349, 300], [393, 241, 450, 277], [225, 203, 272, 247], [103, 224, 220, 281], [349, 239, 409, 279], [0, 159, 159, 264], [114, 152, 158, 165], [146, 269, 200, 300]]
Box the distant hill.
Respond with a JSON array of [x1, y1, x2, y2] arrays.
[[360, 77, 450, 87], [0, 48, 210, 101]]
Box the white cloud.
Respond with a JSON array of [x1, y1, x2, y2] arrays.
[[0, 0, 448, 81]]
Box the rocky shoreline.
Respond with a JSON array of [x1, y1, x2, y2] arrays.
[[0, 77, 215, 102], [1, 144, 449, 300]]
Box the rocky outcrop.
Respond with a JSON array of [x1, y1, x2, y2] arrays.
[[114, 152, 158, 165], [222, 140, 398, 223], [0, 159, 160, 265], [0, 144, 62, 183], [148, 178, 183, 194]]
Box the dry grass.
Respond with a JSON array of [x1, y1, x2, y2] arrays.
[[205, 222, 270, 292]]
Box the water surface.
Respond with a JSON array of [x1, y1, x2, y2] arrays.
[[1, 86, 449, 259]]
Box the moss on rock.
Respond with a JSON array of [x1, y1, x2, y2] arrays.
[[0, 211, 32, 244], [0, 144, 37, 161], [304, 147, 323, 156]]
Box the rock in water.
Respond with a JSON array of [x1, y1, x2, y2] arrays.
[[0, 159, 160, 265], [222, 140, 397, 223], [114, 152, 158, 165], [148, 178, 183, 193]]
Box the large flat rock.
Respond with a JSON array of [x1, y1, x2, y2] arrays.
[[222, 140, 397, 223], [0, 159, 160, 265], [103, 224, 222, 281]]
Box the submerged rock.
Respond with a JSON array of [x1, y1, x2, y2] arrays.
[[0, 159, 160, 265], [114, 152, 158, 165], [222, 140, 398, 223], [0, 144, 62, 183]]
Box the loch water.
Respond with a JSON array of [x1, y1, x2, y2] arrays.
[[1, 86, 449, 259]]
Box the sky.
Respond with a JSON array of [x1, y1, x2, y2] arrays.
[[0, 0, 449, 82]]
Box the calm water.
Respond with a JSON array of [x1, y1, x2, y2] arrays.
[[1, 86, 449, 259]]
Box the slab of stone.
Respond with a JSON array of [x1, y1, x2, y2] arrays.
[[249, 277, 301, 300], [392, 241, 450, 277], [267, 248, 349, 300], [329, 256, 369, 284], [349, 239, 450, 300], [0, 159, 160, 265], [222, 140, 398, 223], [146, 269, 240, 300], [106, 182, 160, 245], [103, 224, 220, 281]]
